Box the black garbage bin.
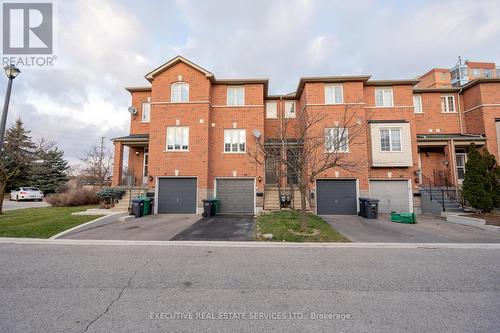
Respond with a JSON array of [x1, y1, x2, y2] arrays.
[[131, 198, 144, 218], [366, 198, 379, 219], [148, 199, 154, 215], [358, 198, 368, 217], [202, 199, 215, 217]]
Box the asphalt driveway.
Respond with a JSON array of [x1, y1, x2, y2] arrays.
[[323, 214, 500, 243], [171, 215, 255, 241], [61, 214, 200, 241]]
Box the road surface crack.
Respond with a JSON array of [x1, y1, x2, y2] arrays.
[[82, 258, 152, 332]]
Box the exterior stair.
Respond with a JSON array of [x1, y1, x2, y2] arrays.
[[264, 186, 310, 211], [111, 187, 146, 212], [419, 186, 464, 215]]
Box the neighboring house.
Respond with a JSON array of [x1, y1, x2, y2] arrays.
[[112, 55, 500, 215]]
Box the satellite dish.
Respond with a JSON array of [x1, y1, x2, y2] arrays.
[[128, 106, 137, 115], [252, 129, 261, 138]]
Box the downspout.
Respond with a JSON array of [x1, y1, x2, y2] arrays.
[[457, 88, 464, 134]]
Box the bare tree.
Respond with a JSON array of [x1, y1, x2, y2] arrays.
[[253, 103, 369, 230], [80, 137, 113, 188]]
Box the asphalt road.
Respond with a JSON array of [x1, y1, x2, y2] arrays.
[[0, 244, 499, 332]]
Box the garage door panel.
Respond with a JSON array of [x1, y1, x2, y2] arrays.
[[369, 180, 410, 213], [317, 180, 357, 215], [158, 178, 197, 214], [216, 179, 254, 214]]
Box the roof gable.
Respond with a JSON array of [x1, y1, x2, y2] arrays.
[[145, 55, 214, 82]]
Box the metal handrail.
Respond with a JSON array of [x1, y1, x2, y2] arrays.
[[421, 174, 434, 201]]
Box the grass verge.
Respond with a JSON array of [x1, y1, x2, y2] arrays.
[[254, 210, 350, 242], [0, 205, 102, 238]]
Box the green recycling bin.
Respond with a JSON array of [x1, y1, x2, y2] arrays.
[[139, 197, 152, 216], [213, 198, 219, 214]]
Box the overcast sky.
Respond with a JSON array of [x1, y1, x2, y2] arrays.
[[1, 0, 499, 164]]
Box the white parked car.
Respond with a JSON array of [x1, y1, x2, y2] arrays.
[[10, 187, 44, 201]]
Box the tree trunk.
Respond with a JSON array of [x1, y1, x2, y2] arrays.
[[0, 182, 6, 214], [299, 187, 308, 231]]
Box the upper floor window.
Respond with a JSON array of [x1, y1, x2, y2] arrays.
[[413, 95, 423, 113], [284, 101, 296, 118], [171, 82, 189, 102], [440, 95, 455, 113], [472, 68, 481, 77], [166, 126, 189, 151], [266, 101, 277, 118], [324, 84, 343, 104], [325, 127, 349, 153], [483, 69, 493, 78], [141, 99, 151, 122], [227, 86, 244, 106], [380, 128, 401, 152], [375, 88, 394, 107], [224, 129, 246, 153]]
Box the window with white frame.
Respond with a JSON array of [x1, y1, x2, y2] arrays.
[[266, 101, 277, 118], [284, 101, 296, 118], [141, 101, 151, 122], [380, 128, 401, 152], [171, 82, 189, 102], [483, 69, 493, 78], [440, 95, 455, 112], [324, 84, 343, 104], [375, 88, 394, 107], [325, 127, 349, 153], [166, 126, 189, 151], [472, 68, 481, 77], [224, 129, 246, 153], [227, 86, 244, 106], [413, 95, 423, 113]]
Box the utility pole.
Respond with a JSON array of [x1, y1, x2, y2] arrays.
[[99, 136, 105, 187]]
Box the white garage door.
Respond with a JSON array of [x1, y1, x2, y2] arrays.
[[369, 180, 411, 213]]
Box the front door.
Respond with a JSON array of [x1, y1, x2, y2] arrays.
[[265, 148, 280, 185], [143, 149, 149, 185], [456, 152, 466, 184]]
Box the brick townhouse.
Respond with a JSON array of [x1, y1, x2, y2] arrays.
[[112, 56, 500, 215]]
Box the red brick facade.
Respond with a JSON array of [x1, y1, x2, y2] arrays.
[[112, 56, 500, 214]]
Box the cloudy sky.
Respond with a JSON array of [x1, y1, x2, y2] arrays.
[[1, 0, 499, 164]]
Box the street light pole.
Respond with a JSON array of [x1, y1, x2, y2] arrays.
[[0, 64, 21, 152]]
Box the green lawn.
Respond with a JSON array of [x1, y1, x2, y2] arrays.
[[0, 206, 102, 238], [254, 210, 350, 242]]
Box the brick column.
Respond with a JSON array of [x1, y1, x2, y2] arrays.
[[112, 141, 124, 186]]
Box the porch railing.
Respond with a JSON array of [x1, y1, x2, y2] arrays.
[[422, 172, 463, 212]]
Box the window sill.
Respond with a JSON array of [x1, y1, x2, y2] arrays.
[[324, 102, 345, 105], [441, 111, 458, 114], [223, 151, 247, 154], [164, 150, 190, 153], [265, 117, 278, 119], [225, 105, 246, 107]]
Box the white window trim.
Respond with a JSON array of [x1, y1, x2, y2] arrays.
[[324, 84, 344, 104], [265, 101, 278, 119], [325, 127, 349, 153], [170, 82, 189, 103], [379, 127, 402, 152], [284, 101, 296, 118], [166, 126, 189, 152], [441, 94, 456, 113], [375, 87, 394, 107], [413, 94, 423, 113], [141, 102, 151, 122], [223, 129, 246, 153], [227, 86, 245, 106]]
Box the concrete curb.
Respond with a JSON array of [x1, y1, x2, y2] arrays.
[[49, 212, 128, 240], [446, 215, 500, 234], [0, 238, 499, 249]]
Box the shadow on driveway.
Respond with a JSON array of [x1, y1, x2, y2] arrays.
[[171, 215, 254, 241]]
